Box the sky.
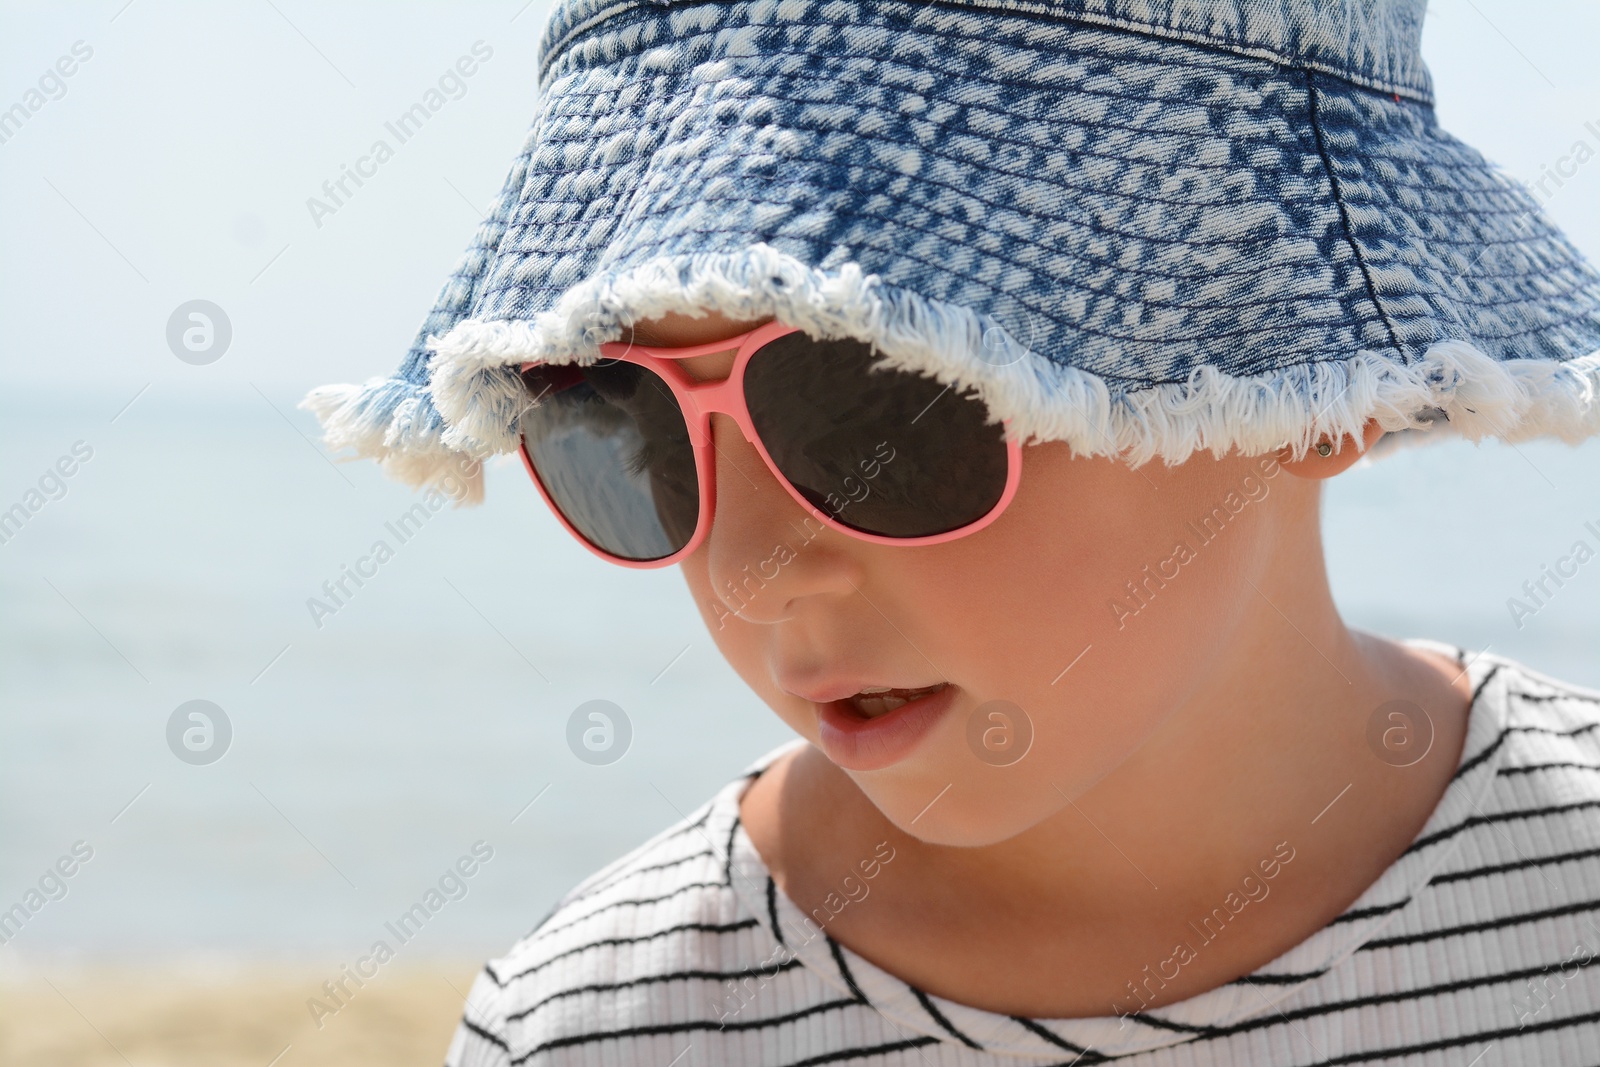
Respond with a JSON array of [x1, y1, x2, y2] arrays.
[[0, 0, 1597, 961], [0, 0, 1597, 397]]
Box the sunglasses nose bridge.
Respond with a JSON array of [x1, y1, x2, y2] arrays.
[[677, 377, 751, 441]]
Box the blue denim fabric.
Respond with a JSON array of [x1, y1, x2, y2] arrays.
[[542, 0, 1435, 100], [306, 0, 1600, 481]]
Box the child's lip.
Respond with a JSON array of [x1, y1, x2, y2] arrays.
[[814, 685, 958, 772], [782, 679, 949, 706]]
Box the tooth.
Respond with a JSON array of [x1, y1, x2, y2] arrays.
[[851, 693, 911, 717], [859, 686, 892, 695]]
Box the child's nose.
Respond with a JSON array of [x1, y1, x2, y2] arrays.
[[701, 411, 866, 625]]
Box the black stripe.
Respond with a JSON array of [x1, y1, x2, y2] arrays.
[[482, 962, 504, 989], [1007, 1015, 1110, 1061], [722, 813, 741, 888], [1500, 760, 1600, 776], [544, 851, 726, 927], [526, 881, 730, 943], [644, 804, 716, 845], [506, 956, 807, 1021], [1114, 1010, 1219, 1035], [1177, 951, 1600, 1044], [1292, 1006, 1600, 1067], [503, 914, 754, 985], [510, 996, 861, 1062], [1510, 719, 1600, 738], [1447, 666, 1507, 783], [460, 1017, 509, 1052], [1509, 690, 1600, 706], [784, 1036, 942, 1067], [1304, 67, 1405, 357], [911, 987, 983, 1049], [827, 934, 870, 1004], [767, 875, 785, 946], [1429, 844, 1600, 885], [562, 809, 718, 908], [1471, 663, 1502, 708], [1233, 968, 1328, 985], [1361, 896, 1600, 951], [519, 900, 566, 944], [526, 813, 721, 935], [564, 847, 718, 905], [1401, 799, 1600, 858], [1285, 951, 1600, 1031], [1324, 899, 1409, 926]]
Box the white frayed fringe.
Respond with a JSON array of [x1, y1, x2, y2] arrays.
[[306, 243, 1600, 498], [299, 382, 487, 503]]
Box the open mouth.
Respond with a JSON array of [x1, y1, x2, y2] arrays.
[[845, 683, 951, 718], [818, 682, 958, 771]]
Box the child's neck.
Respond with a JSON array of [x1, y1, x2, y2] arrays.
[[741, 619, 1474, 1019]]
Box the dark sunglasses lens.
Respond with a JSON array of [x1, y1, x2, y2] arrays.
[[519, 362, 698, 562], [744, 334, 1009, 538]]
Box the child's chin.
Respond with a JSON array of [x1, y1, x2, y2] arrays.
[[861, 775, 1067, 848]]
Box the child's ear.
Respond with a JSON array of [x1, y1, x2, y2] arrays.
[[1276, 418, 1386, 480]]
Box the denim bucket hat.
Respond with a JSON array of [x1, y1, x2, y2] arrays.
[[304, 0, 1600, 500]]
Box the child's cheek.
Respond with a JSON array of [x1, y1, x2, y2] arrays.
[[679, 553, 816, 734]]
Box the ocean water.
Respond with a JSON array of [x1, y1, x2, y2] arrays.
[[1, 389, 1595, 967], [1, 0, 1597, 1011]]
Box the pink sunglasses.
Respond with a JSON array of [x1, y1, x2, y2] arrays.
[[516, 321, 1022, 568]]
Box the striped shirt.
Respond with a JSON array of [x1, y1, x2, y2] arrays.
[[446, 642, 1600, 1065]]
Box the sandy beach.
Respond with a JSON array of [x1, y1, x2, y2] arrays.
[[0, 962, 481, 1067]]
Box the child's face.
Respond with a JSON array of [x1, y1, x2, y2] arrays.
[[641, 311, 1316, 846]]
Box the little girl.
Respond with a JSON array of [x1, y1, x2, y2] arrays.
[[306, 0, 1600, 1062]]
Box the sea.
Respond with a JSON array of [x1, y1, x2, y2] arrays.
[[1, 389, 1595, 969]]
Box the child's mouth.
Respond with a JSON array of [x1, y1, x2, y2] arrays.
[[817, 683, 957, 771], [845, 683, 950, 718]]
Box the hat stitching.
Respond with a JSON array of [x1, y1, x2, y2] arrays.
[[1305, 67, 1407, 359], [540, 0, 1436, 102]]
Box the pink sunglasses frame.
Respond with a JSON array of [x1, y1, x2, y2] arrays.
[[517, 320, 1024, 569]]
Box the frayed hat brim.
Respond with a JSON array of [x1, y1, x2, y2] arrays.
[[305, 244, 1600, 496]]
